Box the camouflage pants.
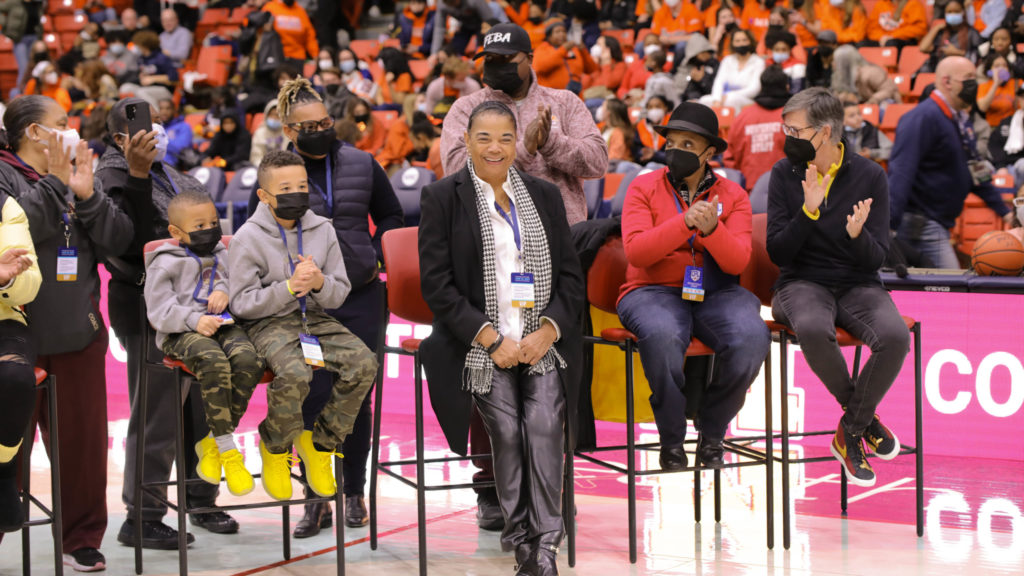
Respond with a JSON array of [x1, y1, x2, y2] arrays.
[[162, 325, 266, 439], [244, 309, 377, 453]]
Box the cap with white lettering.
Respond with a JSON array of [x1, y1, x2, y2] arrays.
[[473, 23, 533, 60]]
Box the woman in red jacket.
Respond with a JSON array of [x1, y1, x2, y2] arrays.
[[616, 102, 769, 471]]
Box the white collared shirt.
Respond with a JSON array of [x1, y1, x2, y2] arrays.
[[479, 177, 524, 340]]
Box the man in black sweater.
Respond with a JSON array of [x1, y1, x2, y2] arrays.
[[766, 88, 910, 488]]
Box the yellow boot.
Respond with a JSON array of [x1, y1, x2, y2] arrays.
[[194, 435, 221, 485], [220, 449, 255, 496], [295, 431, 340, 498], [259, 441, 294, 501]]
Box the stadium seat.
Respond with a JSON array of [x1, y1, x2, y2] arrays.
[[910, 73, 935, 101], [218, 166, 259, 232], [350, 39, 378, 61], [993, 173, 1015, 191], [859, 46, 898, 70], [955, 193, 1006, 255], [611, 166, 651, 217], [603, 172, 625, 200], [19, 368, 63, 575], [247, 113, 265, 132], [408, 59, 431, 82], [601, 28, 635, 50], [892, 74, 912, 98], [388, 166, 436, 226], [880, 103, 915, 141], [860, 104, 880, 125], [714, 167, 745, 190], [628, 107, 642, 124], [195, 45, 234, 87], [749, 171, 770, 214], [711, 106, 736, 138], [897, 46, 929, 76], [188, 166, 227, 201]]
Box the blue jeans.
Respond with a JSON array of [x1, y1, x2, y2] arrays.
[[12, 34, 36, 98], [896, 211, 960, 269], [617, 284, 770, 447]]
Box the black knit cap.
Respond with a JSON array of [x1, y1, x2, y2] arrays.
[[654, 102, 728, 152]]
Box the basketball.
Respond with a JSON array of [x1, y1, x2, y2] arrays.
[[972, 231, 1024, 276]]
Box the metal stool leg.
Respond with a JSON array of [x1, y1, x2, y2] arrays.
[[714, 468, 721, 523], [780, 335, 791, 550], [133, 353, 148, 575], [335, 460, 345, 576], [173, 371, 188, 576], [20, 391, 35, 576], [625, 339, 637, 564], [414, 351, 427, 576], [47, 376, 63, 576], [693, 468, 701, 523], [282, 505, 291, 560], [765, 346, 774, 549], [913, 323, 924, 537], [369, 355, 385, 550], [564, 443, 575, 568]]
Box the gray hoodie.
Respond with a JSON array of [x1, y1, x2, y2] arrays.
[[144, 241, 230, 348], [228, 202, 350, 321]]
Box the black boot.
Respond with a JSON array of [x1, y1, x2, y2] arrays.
[[513, 541, 534, 575], [518, 532, 561, 576], [0, 471, 23, 533], [294, 501, 332, 538]]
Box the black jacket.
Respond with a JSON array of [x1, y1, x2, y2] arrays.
[[805, 49, 832, 89], [417, 166, 585, 456], [989, 113, 1024, 169], [766, 144, 890, 290]]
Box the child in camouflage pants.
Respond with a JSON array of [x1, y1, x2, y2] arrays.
[[145, 190, 265, 497], [227, 151, 377, 501]]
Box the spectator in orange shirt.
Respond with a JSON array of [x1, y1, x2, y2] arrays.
[[652, 0, 705, 48], [703, 0, 741, 30], [375, 118, 415, 175], [708, 4, 740, 55], [790, 0, 823, 49], [596, 97, 636, 163], [25, 61, 72, 113], [511, 1, 561, 48], [262, 0, 319, 68], [865, 0, 929, 49], [533, 21, 598, 93], [377, 47, 416, 111], [347, 97, 387, 156], [584, 36, 628, 100], [634, 94, 672, 164], [820, 0, 868, 46], [740, 0, 773, 41], [979, 53, 1020, 126]]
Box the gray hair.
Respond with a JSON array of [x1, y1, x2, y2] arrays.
[[782, 87, 844, 145], [831, 45, 865, 96]]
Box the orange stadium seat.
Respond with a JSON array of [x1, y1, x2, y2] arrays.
[[910, 73, 935, 100], [603, 172, 625, 200], [993, 173, 1015, 191], [711, 106, 735, 138], [880, 103, 915, 141], [860, 104, 879, 125], [409, 59, 432, 82], [195, 45, 234, 87], [602, 29, 635, 50], [372, 110, 398, 131], [859, 46, 898, 70], [955, 193, 1006, 255], [350, 39, 379, 61], [897, 46, 929, 76]]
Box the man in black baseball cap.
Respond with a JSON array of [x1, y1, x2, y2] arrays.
[[617, 100, 769, 472]]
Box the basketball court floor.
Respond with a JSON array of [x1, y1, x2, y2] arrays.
[[0, 330, 1022, 575]]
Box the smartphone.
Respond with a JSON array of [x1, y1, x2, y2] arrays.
[[125, 102, 153, 140]]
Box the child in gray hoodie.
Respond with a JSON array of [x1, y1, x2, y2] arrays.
[[227, 151, 377, 502], [144, 190, 266, 497]]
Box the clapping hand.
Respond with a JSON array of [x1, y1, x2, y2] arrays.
[[68, 140, 94, 201], [846, 199, 873, 239], [525, 105, 552, 155], [289, 255, 324, 298], [803, 164, 830, 215], [685, 195, 720, 235], [0, 248, 32, 285]]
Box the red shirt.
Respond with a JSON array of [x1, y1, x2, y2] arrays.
[[619, 168, 753, 303], [725, 103, 786, 190]]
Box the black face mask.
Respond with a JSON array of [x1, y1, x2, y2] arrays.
[[784, 134, 818, 165], [767, 24, 784, 35], [818, 45, 835, 58], [483, 60, 525, 95], [295, 127, 336, 157], [665, 148, 707, 185], [958, 78, 979, 104], [272, 192, 309, 220], [724, 22, 738, 33], [732, 44, 753, 56], [283, 0, 295, 6], [528, 16, 544, 24], [186, 227, 223, 257], [324, 83, 340, 96], [353, 113, 371, 124]]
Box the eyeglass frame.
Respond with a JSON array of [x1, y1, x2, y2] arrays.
[[287, 116, 335, 133], [781, 123, 819, 138]]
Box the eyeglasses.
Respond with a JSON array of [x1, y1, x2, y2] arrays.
[[782, 124, 816, 138], [287, 116, 334, 133]]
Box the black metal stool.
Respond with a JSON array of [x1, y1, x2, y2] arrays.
[[19, 367, 62, 576]]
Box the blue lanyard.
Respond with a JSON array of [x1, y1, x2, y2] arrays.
[[185, 248, 218, 304], [276, 220, 308, 330], [322, 156, 334, 215], [493, 198, 521, 252], [151, 167, 182, 197]]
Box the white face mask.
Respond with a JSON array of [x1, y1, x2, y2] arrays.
[[33, 124, 80, 161], [595, 106, 606, 123], [646, 108, 665, 124], [44, 72, 59, 85], [830, 0, 844, 6], [340, 60, 357, 73], [151, 123, 168, 163], [319, 58, 334, 71], [590, 44, 603, 60], [665, 0, 681, 7], [644, 44, 661, 57]]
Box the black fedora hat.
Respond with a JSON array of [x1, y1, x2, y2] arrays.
[[654, 102, 728, 153]]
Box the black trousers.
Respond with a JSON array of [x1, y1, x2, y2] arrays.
[[475, 366, 565, 551], [0, 320, 36, 450], [301, 280, 382, 497]]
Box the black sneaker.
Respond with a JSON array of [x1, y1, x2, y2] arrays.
[[476, 490, 504, 531], [864, 415, 900, 460], [63, 547, 106, 572], [116, 519, 196, 550], [189, 511, 239, 534], [830, 427, 876, 487]]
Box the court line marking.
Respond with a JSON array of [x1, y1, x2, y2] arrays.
[[229, 507, 474, 576]]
